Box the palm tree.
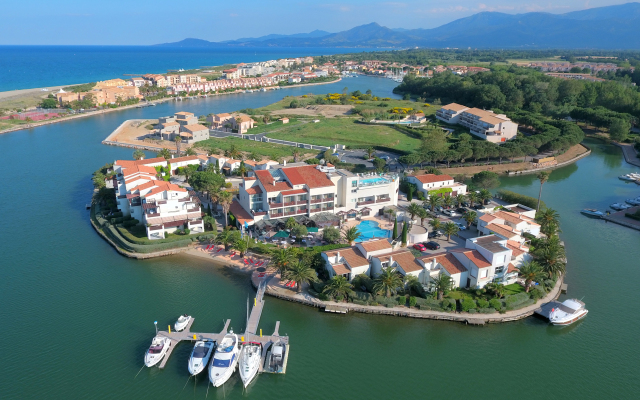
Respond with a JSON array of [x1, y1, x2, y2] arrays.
[[517, 261, 546, 292], [404, 274, 421, 297], [536, 171, 551, 212], [478, 189, 492, 205], [416, 208, 428, 226], [536, 208, 560, 236], [218, 190, 233, 227], [225, 144, 241, 159], [429, 218, 441, 232], [237, 161, 248, 178], [533, 236, 566, 278], [430, 273, 452, 300], [291, 148, 301, 162], [406, 202, 422, 222], [466, 191, 478, 207], [233, 238, 249, 257], [486, 282, 506, 299], [133, 149, 145, 160], [156, 148, 172, 160], [373, 267, 404, 297], [285, 261, 319, 293], [443, 195, 454, 209], [174, 135, 182, 156], [216, 229, 236, 251], [270, 248, 295, 278], [185, 147, 197, 156], [463, 211, 477, 228], [442, 222, 459, 241], [322, 276, 354, 301], [455, 194, 466, 208], [365, 146, 375, 160], [427, 195, 442, 211], [341, 226, 362, 245]]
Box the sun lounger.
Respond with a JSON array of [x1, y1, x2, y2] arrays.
[[244, 259, 249, 265], [230, 251, 236, 257], [216, 248, 223, 253]]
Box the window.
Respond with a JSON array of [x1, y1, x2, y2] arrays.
[[352, 180, 357, 188], [480, 269, 488, 278]]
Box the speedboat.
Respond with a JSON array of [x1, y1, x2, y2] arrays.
[[174, 314, 192, 332], [549, 299, 588, 326], [580, 209, 605, 218], [144, 336, 171, 367], [188, 340, 215, 375], [610, 203, 630, 211], [618, 174, 637, 182], [264, 340, 287, 373], [239, 342, 262, 387], [208, 332, 239, 387], [625, 198, 640, 206]]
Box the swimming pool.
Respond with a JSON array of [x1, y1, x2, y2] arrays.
[[355, 220, 390, 242], [359, 177, 389, 186]]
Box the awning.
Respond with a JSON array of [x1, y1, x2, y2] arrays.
[[307, 227, 319, 233], [272, 230, 290, 238]]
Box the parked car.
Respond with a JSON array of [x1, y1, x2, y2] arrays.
[[473, 204, 484, 210], [454, 222, 467, 230], [424, 241, 441, 250], [428, 230, 442, 238], [413, 243, 427, 252], [456, 207, 467, 214], [461, 202, 470, 207], [443, 209, 457, 217]]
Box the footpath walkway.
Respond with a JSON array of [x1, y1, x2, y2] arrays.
[[616, 142, 640, 168]]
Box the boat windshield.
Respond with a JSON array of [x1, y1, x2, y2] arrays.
[[148, 345, 163, 354], [193, 347, 209, 358], [212, 358, 230, 368]]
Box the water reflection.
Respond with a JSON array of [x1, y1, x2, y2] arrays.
[[548, 162, 578, 183]]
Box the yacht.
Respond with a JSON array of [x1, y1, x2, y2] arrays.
[[549, 299, 588, 326], [610, 203, 631, 211], [144, 336, 171, 367], [625, 198, 640, 206], [618, 174, 637, 182], [174, 314, 192, 332], [208, 332, 239, 387], [188, 340, 215, 375], [580, 209, 605, 218], [238, 342, 262, 387], [264, 340, 287, 373]]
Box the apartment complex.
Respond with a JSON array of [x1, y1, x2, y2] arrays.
[[436, 103, 518, 143], [235, 164, 399, 227], [154, 112, 209, 143], [112, 157, 204, 240]]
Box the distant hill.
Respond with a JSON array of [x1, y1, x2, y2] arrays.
[[155, 2, 640, 49]]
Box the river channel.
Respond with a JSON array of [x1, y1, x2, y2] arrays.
[[0, 76, 638, 399]]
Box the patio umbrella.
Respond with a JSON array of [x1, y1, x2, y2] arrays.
[[273, 230, 290, 238], [307, 227, 319, 233]]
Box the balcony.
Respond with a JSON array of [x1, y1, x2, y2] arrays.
[[376, 196, 390, 203], [268, 202, 283, 208], [322, 197, 334, 202], [322, 206, 334, 211], [284, 201, 296, 206], [310, 208, 322, 213], [310, 199, 322, 204], [252, 211, 267, 216], [296, 200, 308, 205], [357, 200, 375, 207], [297, 208, 308, 215], [146, 212, 160, 218], [270, 212, 283, 218]]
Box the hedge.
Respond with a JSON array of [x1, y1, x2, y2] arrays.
[[496, 189, 544, 210]]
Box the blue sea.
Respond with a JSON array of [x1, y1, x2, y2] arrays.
[[0, 46, 379, 92]]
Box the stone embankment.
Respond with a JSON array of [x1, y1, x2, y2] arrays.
[[507, 144, 591, 175]]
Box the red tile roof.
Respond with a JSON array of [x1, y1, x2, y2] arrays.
[[245, 186, 263, 195], [323, 247, 369, 268], [332, 264, 350, 275], [413, 174, 453, 184], [281, 189, 307, 196], [507, 263, 518, 273], [230, 199, 253, 226], [450, 248, 492, 268], [420, 252, 467, 275], [122, 165, 158, 177], [169, 155, 199, 164], [358, 239, 392, 253], [375, 250, 422, 273], [255, 170, 293, 192], [282, 165, 334, 189], [116, 157, 166, 169]]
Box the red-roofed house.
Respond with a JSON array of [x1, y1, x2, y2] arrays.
[[406, 174, 467, 198], [477, 209, 541, 240]]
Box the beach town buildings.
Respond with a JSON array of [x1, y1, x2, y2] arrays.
[[406, 174, 467, 198], [436, 103, 518, 143], [111, 157, 204, 240], [154, 112, 209, 143], [477, 207, 541, 242], [55, 85, 142, 107]]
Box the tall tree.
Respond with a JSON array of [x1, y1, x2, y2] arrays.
[[517, 261, 546, 292], [392, 216, 398, 238], [536, 171, 551, 212], [463, 211, 477, 228], [407, 202, 422, 222], [401, 221, 408, 246], [174, 136, 182, 156], [218, 190, 233, 227], [285, 261, 318, 293], [373, 267, 404, 298], [342, 226, 362, 245], [430, 274, 452, 300], [322, 276, 354, 301], [442, 222, 459, 241], [270, 248, 295, 278], [133, 149, 145, 160]]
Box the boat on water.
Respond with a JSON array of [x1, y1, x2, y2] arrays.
[[144, 336, 171, 367], [188, 340, 215, 375], [239, 342, 262, 387], [625, 198, 640, 206], [610, 203, 631, 211], [618, 174, 638, 182], [174, 314, 192, 331], [580, 209, 605, 218], [208, 332, 239, 387], [264, 340, 287, 373], [549, 299, 588, 326]]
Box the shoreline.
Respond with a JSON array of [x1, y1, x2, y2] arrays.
[[0, 77, 342, 136]]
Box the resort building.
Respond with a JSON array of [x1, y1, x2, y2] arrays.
[[179, 124, 209, 143], [477, 208, 541, 242], [206, 113, 234, 130], [112, 157, 204, 240], [436, 103, 518, 143], [231, 115, 255, 134], [235, 165, 399, 227], [406, 174, 467, 198], [449, 235, 520, 288]]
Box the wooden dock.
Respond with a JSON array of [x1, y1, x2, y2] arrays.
[[324, 305, 348, 314], [534, 301, 563, 320], [153, 282, 289, 372]]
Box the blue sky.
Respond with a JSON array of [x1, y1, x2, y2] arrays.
[[0, 0, 628, 45]]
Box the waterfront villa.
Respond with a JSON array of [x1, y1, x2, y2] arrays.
[[436, 103, 518, 143], [154, 112, 210, 143], [235, 164, 399, 228], [406, 174, 467, 198], [477, 208, 541, 242]]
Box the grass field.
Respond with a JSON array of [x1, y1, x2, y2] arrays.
[[264, 118, 422, 152], [194, 136, 315, 161]]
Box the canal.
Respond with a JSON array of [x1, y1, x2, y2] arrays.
[[0, 76, 638, 399]]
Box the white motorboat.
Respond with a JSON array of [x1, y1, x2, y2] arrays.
[[264, 340, 287, 373], [208, 332, 239, 387], [549, 299, 588, 326], [580, 208, 605, 218], [238, 342, 262, 387], [610, 203, 630, 211], [174, 314, 192, 332], [618, 174, 637, 182], [188, 340, 215, 376], [144, 336, 171, 367], [625, 198, 640, 206]]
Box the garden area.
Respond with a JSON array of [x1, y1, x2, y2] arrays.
[[194, 136, 316, 161]]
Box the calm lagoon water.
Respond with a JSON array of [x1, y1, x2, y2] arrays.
[[0, 76, 639, 399]]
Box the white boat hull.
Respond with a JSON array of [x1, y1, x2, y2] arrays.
[[188, 341, 214, 376], [209, 357, 238, 387], [144, 338, 171, 367], [239, 345, 262, 387], [174, 315, 192, 332], [551, 309, 588, 326]]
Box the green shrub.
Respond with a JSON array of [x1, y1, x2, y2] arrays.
[[477, 298, 489, 308], [468, 308, 477, 314], [318, 293, 329, 301], [409, 296, 417, 307], [312, 281, 326, 293], [460, 298, 476, 312], [530, 286, 545, 300], [397, 295, 406, 306], [442, 299, 453, 310], [479, 308, 496, 314], [308, 289, 319, 297], [489, 298, 502, 310], [354, 291, 373, 302], [335, 295, 344, 302], [352, 299, 367, 306], [385, 303, 395, 308], [505, 292, 531, 307], [370, 302, 379, 306], [496, 189, 544, 210]]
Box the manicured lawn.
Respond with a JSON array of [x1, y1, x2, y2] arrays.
[[194, 136, 315, 161], [503, 283, 525, 295], [265, 117, 422, 152]]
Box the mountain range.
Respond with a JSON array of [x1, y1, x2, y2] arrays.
[[155, 2, 640, 49]]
